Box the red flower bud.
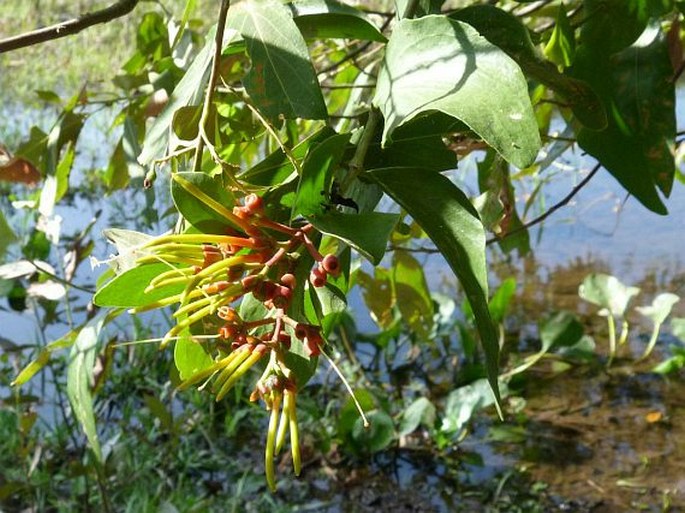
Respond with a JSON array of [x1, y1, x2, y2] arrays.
[[241, 274, 263, 292], [271, 285, 292, 309], [309, 266, 327, 288], [321, 254, 340, 276], [294, 323, 308, 340], [280, 273, 296, 289], [278, 332, 292, 349]]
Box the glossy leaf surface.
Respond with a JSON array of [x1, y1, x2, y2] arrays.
[[374, 15, 540, 168], [227, 0, 327, 120], [369, 167, 500, 411]]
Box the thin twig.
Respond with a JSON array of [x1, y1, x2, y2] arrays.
[[193, 0, 231, 172], [486, 162, 601, 245], [0, 0, 139, 53]]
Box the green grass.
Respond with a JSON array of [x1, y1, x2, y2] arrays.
[[0, 0, 212, 103]]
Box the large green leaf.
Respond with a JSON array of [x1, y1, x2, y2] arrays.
[[94, 263, 186, 308], [171, 172, 235, 233], [373, 16, 540, 168], [573, 25, 675, 214], [451, 5, 606, 130], [239, 126, 335, 187], [392, 251, 433, 338], [174, 330, 214, 381], [308, 211, 399, 265], [138, 27, 216, 166], [292, 132, 351, 218], [227, 0, 327, 120], [289, 0, 386, 42], [368, 167, 501, 412], [67, 313, 107, 462]]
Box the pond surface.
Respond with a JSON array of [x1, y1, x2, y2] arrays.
[[1, 104, 685, 512]]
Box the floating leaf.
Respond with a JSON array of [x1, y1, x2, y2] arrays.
[[369, 167, 501, 412], [227, 0, 327, 120], [441, 378, 508, 436], [399, 397, 436, 436], [374, 16, 540, 168], [578, 273, 640, 317], [636, 293, 680, 325]]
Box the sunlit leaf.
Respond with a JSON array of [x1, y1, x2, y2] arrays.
[[369, 167, 501, 413], [93, 263, 186, 308], [578, 273, 640, 317], [452, 5, 606, 130], [138, 27, 217, 166], [636, 293, 680, 325], [67, 313, 107, 462], [171, 172, 236, 233], [374, 16, 540, 168], [174, 331, 214, 381], [392, 251, 433, 338], [544, 3, 576, 68], [227, 0, 327, 120], [441, 378, 508, 435]]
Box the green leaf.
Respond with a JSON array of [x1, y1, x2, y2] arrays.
[[578, 273, 640, 318], [138, 27, 216, 166], [366, 112, 460, 172], [392, 251, 433, 338], [368, 167, 501, 413], [573, 25, 675, 213], [11, 349, 50, 387], [351, 410, 394, 453], [373, 15, 540, 168], [174, 331, 214, 381], [441, 378, 508, 436], [636, 293, 680, 325], [489, 277, 516, 324], [227, 0, 327, 120], [539, 311, 585, 352], [452, 5, 606, 130], [355, 268, 395, 330], [240, 126, 335, 187], [292, 132, 351, 218], [308, 211, 398, 265], [544, 2, 576, 68], [93, 264, 186, 308], [0, 209, 17, 260], [673, 317, 685, 341], [399, 397, 436, 436], [67, 313, 107, 462], [289, 0, 387, 42], [171, 172, 236, 233]]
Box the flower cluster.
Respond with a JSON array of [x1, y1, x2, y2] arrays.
[[132, 193, 340, 490]]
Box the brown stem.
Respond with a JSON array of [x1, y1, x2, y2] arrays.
[[193, 0, 231, 171], [486, 162, 602, 245], [0, 0, 139, 53]]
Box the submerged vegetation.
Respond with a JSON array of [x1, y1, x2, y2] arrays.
[[1, 0, 684, 511]]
